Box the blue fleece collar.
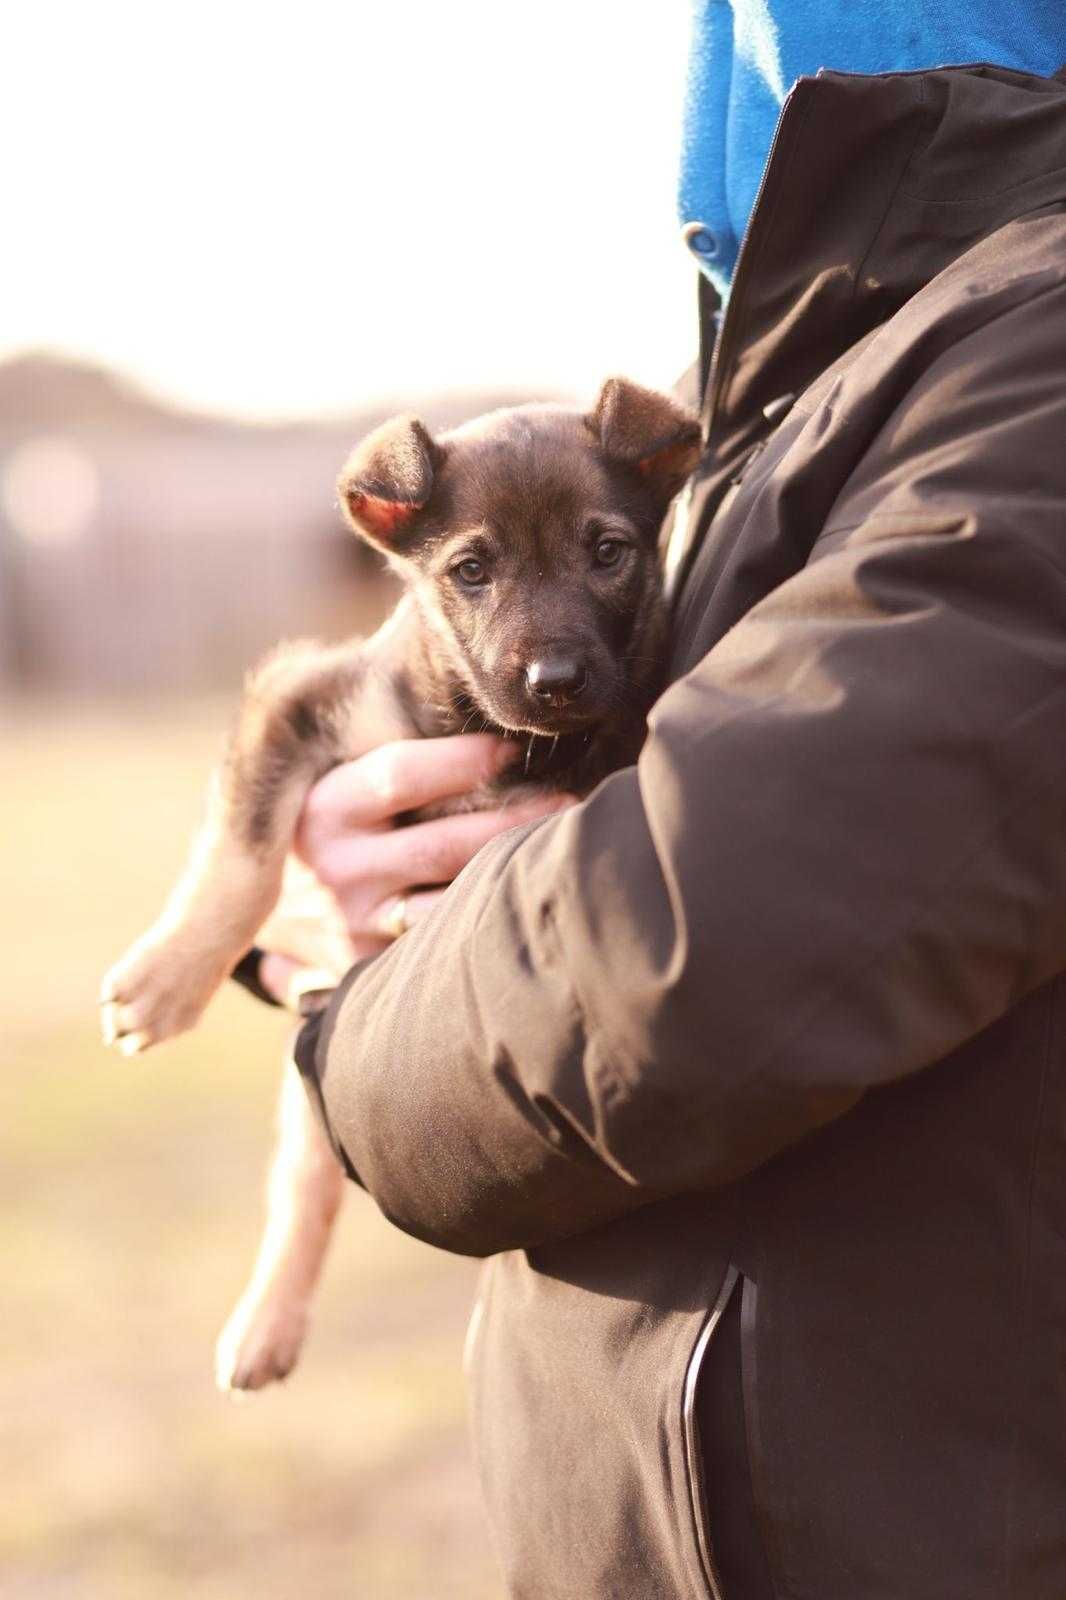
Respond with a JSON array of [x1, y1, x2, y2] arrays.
[[679, 0, 1066, 296]]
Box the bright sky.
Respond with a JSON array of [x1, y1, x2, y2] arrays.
[[6, 3, 697, 421]]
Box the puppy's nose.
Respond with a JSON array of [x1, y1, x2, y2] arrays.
[[525, 655, 588, 705]]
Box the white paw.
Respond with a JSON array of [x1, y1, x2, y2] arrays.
[[214, 1294, 309, 1393], [99, 929, 227, 1054]]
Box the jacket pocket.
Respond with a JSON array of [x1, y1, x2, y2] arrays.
[[682, 1265, 740, 1600]]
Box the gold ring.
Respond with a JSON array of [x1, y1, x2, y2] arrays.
[[381, 894, 410, 941]]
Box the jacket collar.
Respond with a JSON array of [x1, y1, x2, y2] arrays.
[[707, 63, 1066, 445]]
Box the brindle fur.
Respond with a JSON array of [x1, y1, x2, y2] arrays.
[[100, 378, 699, 1391]]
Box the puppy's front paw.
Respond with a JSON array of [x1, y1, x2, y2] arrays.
[[99, 929, 227, 1055], [215, 1293, 309, 1393]]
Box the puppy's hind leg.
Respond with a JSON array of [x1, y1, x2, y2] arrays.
[[101, 640, 366, 1054], [215, 1055, 345, 1392]]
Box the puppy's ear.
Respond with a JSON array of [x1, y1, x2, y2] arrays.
[[338, 415, 442, 550], [586, 378, 701, 502]]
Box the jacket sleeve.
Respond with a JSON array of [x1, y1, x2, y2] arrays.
[[304, 286, 1066, 1257]]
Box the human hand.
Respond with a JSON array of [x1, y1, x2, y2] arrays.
[[254, 733, 575, 1007]]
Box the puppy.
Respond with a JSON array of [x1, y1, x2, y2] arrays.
[[100, 377, 700, 1389]]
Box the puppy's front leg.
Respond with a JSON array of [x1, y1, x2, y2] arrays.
[[216, 1055, 345, 1392], [101, 640, 365, 1053]]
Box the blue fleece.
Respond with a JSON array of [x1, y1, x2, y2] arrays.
[[679, 1, 1066, 296]]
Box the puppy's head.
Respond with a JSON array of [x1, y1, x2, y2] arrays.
[[337, 378, 700, 738]]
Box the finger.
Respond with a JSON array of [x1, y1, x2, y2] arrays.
[[254, 906, 356, 978], [257, 953, 343, 1012], [403, 888, 446, 926], [298, 734, 519, 842], [367, 792, 574, 893], [256, 953, 301, 1006]]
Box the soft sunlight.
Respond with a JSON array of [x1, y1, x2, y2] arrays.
[[6, 2, 695, 419]]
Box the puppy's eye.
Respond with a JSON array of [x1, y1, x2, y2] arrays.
[[594, 538, 626, 569], [454, 557, 489, 587]]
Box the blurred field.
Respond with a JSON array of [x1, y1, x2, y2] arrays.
[[1, 699, 502, 1600]]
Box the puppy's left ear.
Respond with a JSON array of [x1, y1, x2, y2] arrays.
[[586, 378, 701, 503]]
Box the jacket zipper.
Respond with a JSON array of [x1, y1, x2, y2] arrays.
[[705, 82, 807, 433], [681, 1264, 740, 1600]]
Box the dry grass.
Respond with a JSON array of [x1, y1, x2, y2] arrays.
[[1, 699, 502, 1599]]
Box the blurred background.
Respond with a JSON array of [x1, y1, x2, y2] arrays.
[[2, 3, 695, 1595]]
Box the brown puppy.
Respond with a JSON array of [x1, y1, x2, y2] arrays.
[[100, 377, 699, 1388]]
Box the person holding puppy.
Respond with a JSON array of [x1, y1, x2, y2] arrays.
[[247, 11, 1066, 1599]]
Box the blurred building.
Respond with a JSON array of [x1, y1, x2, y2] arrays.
[[0, 355, 526, 695]]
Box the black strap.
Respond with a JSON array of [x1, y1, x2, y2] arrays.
[[229, 946, 283, 1008], [292, 965, 369, 1187]]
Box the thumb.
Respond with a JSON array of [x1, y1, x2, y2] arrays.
[[258, 954, 338, 1013]]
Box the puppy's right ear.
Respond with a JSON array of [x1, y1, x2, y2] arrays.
[[338, 415, 442, 550]]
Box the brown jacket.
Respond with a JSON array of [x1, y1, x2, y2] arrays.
[[301, 64, 1066, 1599]]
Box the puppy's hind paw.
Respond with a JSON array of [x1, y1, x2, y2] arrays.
[[215, 1295, 308, 1393]]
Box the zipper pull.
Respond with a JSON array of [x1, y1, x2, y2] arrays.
[[761, 392, 795, 427], [728, 394, 797, 488]]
